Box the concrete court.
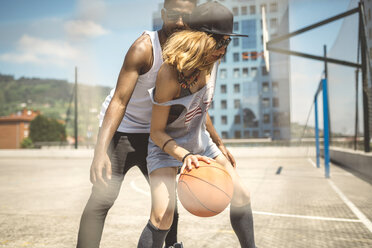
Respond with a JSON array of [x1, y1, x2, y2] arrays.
[[0, 147, 372, 248]]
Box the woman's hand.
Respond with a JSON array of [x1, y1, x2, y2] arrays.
[[181, 154, 215, 174]]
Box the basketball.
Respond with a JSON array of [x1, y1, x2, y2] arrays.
[[177, 160, 234, 217]]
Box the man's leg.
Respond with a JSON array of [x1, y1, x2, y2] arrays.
[[76, 132, 134, 248], [138, 167, 177, 248], [215, 154, 256, 248]]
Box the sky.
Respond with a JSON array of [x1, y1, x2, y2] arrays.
[[0, 0, 357, 127]]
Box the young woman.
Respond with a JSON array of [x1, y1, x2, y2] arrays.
[[137, 28, 256, 248]]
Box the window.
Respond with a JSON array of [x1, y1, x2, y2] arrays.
[[220, 68, 227, 79], [233, 53, 240, 62], [221, 84, 227, 93], [233, 37, 239, 47], [222, 131, 228, 139], [241, 6, 247, 15], [274, 130, 281, 139], [262, 82, 269, 93], [274, 112, 280, 126], [263, 114, 270, 124], [234, 131, 241, 138], [250, 5, 256, 14], [24, 130, 29, 137], [242, 68, 249, 77], [273, 97, 279, 107], [251, 67, 258, 77], [270, 18, 278, 29], [233, 22, 239, 31], [234, 115, 241, 124], [221, 116, 227, 125], [234, 99, 241, 109], [264, 130, 271, 137], [262, 66, 268, 76], [270, 2, 278, 13], [210, 116, 214, 124], [24, 123, 29, 128], [272, 82, 279, 93], [262, 98, 270, 108], [253, 130, 259, 138], [251, 51, 257, 61], [243, 131, 250, 138], [242, 52, 249, 61], [242, 20, 257, 49], [221, 100, 227, 109], [233, 68, 240, 78], [234, 84, 240, 93], [232, 7, 239, 16]]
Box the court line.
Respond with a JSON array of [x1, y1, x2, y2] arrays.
[[252, 210, 361, 222], [130, 180, 150, 196], [328, 179, 372, 233], [307, 158, 372, 233], [307, 158, 317, 168], [130, 178, 361, 223]]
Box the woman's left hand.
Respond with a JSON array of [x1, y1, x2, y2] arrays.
[[181, 154, 215, 174]]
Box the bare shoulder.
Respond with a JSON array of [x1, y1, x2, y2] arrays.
[[154, 64, 180, 103], [124, 33, 153, 71]]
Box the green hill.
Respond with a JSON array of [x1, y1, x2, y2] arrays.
[[0, 73, 111, 143]]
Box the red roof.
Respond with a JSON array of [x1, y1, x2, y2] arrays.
[[0, 109, 39, 123]]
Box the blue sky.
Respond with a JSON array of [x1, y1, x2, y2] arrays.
[[0, 0, 357, 126]]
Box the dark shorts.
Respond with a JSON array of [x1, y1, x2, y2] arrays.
[[108, 132, 150, 179]]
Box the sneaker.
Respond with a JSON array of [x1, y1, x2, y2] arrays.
[[173, 242, 183, 248]]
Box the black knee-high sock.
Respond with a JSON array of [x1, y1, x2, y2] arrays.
[[165, 201, 179, 247], [230, 204, 256, 248], [138, 220, 170, 248]]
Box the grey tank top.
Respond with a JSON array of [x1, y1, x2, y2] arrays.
[[148, 63, 218, 154]]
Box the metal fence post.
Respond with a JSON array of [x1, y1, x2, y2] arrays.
[[314, 97, 320, 168], [322, 78, 330, 178]]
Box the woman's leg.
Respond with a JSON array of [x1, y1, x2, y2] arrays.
[[215, 154, 256, 248], [138, 167, 178, 248]]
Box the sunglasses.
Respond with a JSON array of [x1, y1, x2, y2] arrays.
[[215, 37, 231, 50], [164, 9, 191, 23]]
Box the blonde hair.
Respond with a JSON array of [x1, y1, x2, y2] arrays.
[[163, 30, 217, 72]]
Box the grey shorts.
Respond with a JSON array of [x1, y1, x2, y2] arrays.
[[146, 138, 222, 175]]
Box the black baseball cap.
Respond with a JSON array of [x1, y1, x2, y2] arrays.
[[188, 1, 248, 37]]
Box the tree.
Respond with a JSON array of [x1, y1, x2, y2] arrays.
[[21, 137, 34, 148], [29, 115, 66, 142]]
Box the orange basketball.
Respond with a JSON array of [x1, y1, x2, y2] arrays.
[[177, 160, 234, 217]]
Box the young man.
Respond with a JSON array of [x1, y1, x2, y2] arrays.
[[76, 0, 236, 247], [137, 2, 256, 248]]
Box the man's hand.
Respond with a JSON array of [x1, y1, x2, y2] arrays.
[[90, 152, 112, 187], [218, 145, 236, 168]]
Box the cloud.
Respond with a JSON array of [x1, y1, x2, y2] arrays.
[[77, 0, 107, 22], [64, 20, 109, 39], [0, 35, 81, 66]]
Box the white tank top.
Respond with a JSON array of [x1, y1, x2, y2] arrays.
[[99, 31, 163, 133]]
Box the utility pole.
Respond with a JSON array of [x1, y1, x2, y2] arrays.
[[74, 66, 78, 149]]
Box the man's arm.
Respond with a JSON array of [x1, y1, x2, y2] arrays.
[[90, 34, 153, 187], [205, 113, 236, 167]]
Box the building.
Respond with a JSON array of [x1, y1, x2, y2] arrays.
[[152, 0, 291, 140], [0, 109, 39, 149]]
